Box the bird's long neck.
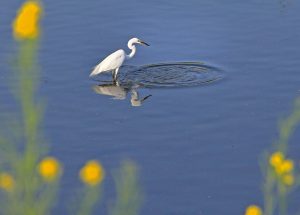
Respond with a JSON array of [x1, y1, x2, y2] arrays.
[[126, 44, 136, 59]]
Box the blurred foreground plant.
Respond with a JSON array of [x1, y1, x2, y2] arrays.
[[110, 160, 143, 215], [0, 1, 59, 214], [0, 173, 15, 192], [0, 1, 143, 215], [245, 205, 263, 215], [74, 161, 105, 215], [38, 157, 62, 182], [245, 98, 300, 215], [13, 0, 42, 40]]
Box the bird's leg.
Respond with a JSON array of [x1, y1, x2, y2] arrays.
[[112, 69, 116, 81], [112, 68, 120, 84], [114, 68, 119, 80]]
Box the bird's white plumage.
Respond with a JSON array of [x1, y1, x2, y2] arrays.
[[90, 49, 125, 77], [89, 37, 149, 79]]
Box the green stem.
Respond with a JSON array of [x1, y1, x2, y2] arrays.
[[76, 186, 101, 215], [263, 167, 275, 215]]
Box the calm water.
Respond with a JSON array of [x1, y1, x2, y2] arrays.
[[1, 0, 300, 214]]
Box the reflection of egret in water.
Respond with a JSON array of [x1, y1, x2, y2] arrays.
[[93, 82, 152, 107], [130, 90, 152, 107], [93, 83, 127, 100], [92, 62, 223, 105]]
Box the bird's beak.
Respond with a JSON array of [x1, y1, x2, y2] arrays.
[[140, 40, 150, 46]]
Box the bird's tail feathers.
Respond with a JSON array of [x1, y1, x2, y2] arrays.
[[89, 64, 101, 77]]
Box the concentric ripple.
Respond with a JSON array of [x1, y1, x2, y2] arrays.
[[94, 62, 224, 89], [119, 62, 223, 88]]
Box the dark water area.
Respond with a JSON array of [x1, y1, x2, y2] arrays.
[[1, 0, 300, 214]]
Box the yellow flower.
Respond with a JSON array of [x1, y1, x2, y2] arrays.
[[38, 157, 61, 182], [274, 159, 294, 175], [0, 173, 15, 192], [282, 173, 294, 186], [281, 159, 294, 172], [269, 151, 284, 167], [245, 205, 263, 215], [79, 160, 105, 186], [12, 0, 42, 40]]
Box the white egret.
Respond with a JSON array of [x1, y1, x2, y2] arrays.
[[89, 37, 150, 80]]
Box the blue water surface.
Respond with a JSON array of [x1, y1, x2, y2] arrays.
[[1, 0, 300, 214]]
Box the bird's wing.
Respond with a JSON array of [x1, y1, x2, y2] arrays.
[[90, 49, 126, 77]]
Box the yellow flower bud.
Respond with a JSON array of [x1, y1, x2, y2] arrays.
[[38, 157, 62, 182], [79, 160, 105, 186], [245, 205, 263, 215], [12, 1, 42, 40], [269, 151, 284, 167], [0, 173, 15, 192], [282, 173, 294, 186]]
